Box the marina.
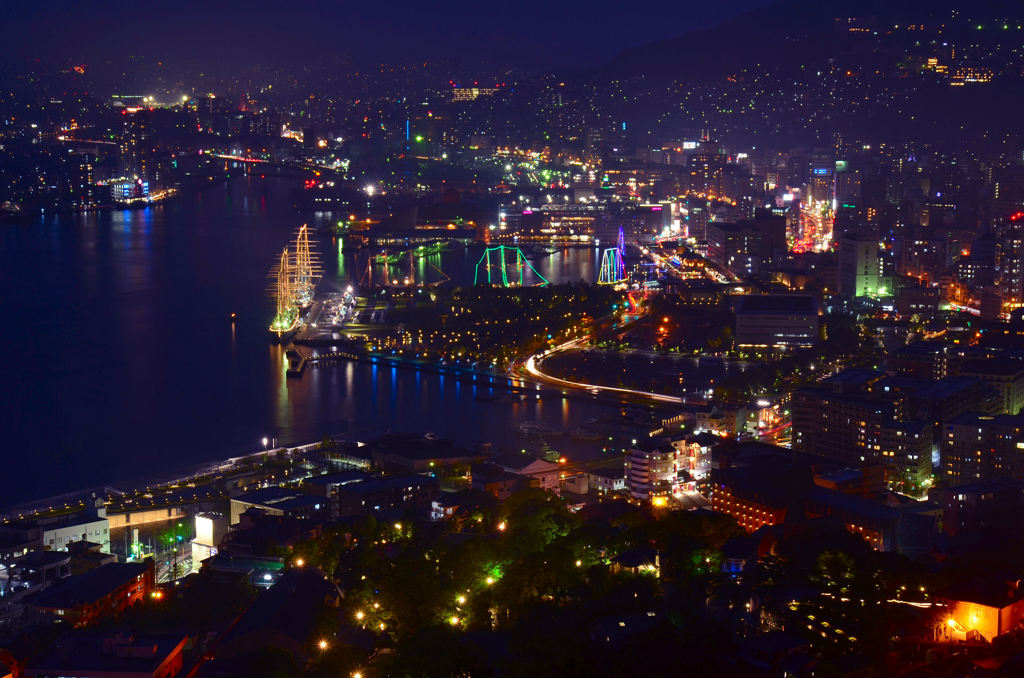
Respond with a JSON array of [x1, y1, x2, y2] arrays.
[[0, 177, 624, 506]]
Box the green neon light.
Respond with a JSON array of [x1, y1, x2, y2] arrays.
[[474, 246, 548, 287]]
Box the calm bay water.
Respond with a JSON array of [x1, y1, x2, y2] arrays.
[[0, 177, 613, 506]]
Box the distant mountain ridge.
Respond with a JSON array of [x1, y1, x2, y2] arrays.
[[605, 0, 1024, 79]]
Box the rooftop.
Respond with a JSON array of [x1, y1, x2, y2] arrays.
[[337, 474, 438, 495], [894, 341, 947, 357], [960, 359, 1024, 378], [735, 294, 817, 315], [304, 470, 372, 488], [823, 368, 885, 387], [948, 412, 1024, 428], [908, 376, 984, 400], [939, 578, 1024, 609], [27, 562, 150, 609], [234, 486, 311, 506], [584, 465, 625, 480], [221, 569, 338, 647], [26, 632, 187, 676]]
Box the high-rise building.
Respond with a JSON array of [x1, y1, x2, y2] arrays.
[[682, 196, 709, 242], [584, 127, 605, 166], [839, 234, 882, 297], [836, 168, 862, 208], [119, 109, 153, 182], [792, 387, 932, 496], [942, 413, 1024, 484], [705, 214, 786, 277], [67, 151, 96, 209], [687, 153, 727, 197], [809, 162, 834, 203], [995, 215, 1024, 309], [958, 360, 1024, 416]]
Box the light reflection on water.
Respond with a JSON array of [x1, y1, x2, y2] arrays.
[[0, 176, 634, 504]]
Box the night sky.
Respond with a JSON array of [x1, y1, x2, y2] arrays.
[[5, 0, 774, 70]]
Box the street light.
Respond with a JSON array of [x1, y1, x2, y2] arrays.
[[262, 437, 269, 450]]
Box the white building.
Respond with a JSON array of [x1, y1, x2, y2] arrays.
[[494, 455, 562, 495], [625, 443, 680, 501], [584, 467, 626, 496], [191, 513, 229, 573], [42, 496, 110, 554], [670, 436, 713, 491]]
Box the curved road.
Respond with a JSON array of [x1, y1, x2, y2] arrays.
[[520, 338, 683, 405]]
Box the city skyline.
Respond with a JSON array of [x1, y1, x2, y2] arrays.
[[4, 0, 1024, 675]]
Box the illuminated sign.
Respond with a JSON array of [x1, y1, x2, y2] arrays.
[[682, 141, 697, 150], [813, 168, 831, 176]]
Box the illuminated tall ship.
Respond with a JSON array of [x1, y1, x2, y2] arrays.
[[269, 225, 322, 340], [291, 225, 321, 308]]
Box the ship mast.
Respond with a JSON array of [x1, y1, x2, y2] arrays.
[[271, 248, 296, 335], [291, 225, 322, 306]]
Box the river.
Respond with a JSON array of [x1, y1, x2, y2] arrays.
[[0, 176, 624, 506]]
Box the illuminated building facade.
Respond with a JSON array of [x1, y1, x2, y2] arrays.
[[190, 512, 228, 573], [24, 562, 154, 627], [808, 163, 834, 203], [957, 360, 1024, 415], [670, 435, 713, 492], [450, 86, 499, 102], [935, 581, 1024, 643], [710, 445, 933, 552], [995, 216, 1024, 310], [67, 151, 97, 209], [792, 388, 933, 496], [625, 442, 680, 501], [942, 413, 1024, 484], [838, 234, 882, 297], [733, 294, 819, 349], [119, 108, 156, 184]]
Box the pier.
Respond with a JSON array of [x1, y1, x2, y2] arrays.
[[286, 348, 363, 377]]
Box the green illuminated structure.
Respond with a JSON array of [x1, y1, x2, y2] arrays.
[[474, 246, 548, 286]]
